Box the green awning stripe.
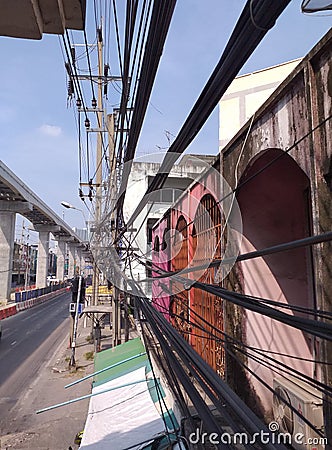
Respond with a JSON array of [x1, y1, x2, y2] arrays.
[[93, 338, 148, 387], [92, 338, 179, 431], [147, 377, 166, 403], [162, 410, 179, 430]]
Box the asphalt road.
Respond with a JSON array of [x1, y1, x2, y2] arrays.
[[0, 292, 71, 431]]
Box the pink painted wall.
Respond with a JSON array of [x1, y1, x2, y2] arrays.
[[152, 214, 171, 320], [152, 166, 225, 323], [236, 148, 315, 413]]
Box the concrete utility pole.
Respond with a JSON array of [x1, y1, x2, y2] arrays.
[[92, 27, 103, 312], [107, 113, 122, 346]]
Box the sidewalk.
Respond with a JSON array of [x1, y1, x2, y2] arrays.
[[0, 317, 114, 450]]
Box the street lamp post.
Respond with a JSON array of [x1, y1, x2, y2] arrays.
[[61, 201, 92, 361], [61, 201, 88, 227], [60, 201, 90, 271]]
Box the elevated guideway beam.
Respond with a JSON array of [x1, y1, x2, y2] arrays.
[[0, 161, 89, 301]]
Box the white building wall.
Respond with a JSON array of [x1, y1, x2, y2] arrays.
[[123, 157, 215, 296], [219, 59, 302, 149]]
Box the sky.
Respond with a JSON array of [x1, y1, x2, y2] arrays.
[[0, 0, 330, 243]]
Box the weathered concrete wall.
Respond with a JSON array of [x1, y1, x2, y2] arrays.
[[221, 29, 332, 428], [151, 28, 332, 439]]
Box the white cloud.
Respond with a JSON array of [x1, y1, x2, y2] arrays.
[[38, 124, 62, 137]]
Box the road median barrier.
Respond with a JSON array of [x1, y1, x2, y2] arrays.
[[0, 283, 69, 319]]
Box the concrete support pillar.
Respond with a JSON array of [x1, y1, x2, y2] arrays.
[[36, 231, 50, 288], [68, 245, 75, 278], [80, 251, 85, 273], [0, 201, 32, 303], [33, 225, 61, 288], [56, 240, 66, 281], [76, 247, 84, 274], [0, 211, 15, 303]]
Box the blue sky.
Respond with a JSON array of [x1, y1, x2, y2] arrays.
[[0, 0, 330, 240]]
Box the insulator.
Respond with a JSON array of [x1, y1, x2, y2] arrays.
[[84, 118, 90, 128], [70, 47, 76, 64], [92, 98, 97, 108], [65, 62, 71, 76], [104, 64, 109, 96], [67, 80, 74, 96], [76, 98, 82, 108], [79, 188, 84, 198], [88, 178, 93, 201], [97, 27, 102, 43]]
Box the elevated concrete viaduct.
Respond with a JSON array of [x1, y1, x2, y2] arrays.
[[0, 160, 88, 303]]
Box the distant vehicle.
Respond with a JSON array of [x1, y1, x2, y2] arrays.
[[47, 276, 60, 286]]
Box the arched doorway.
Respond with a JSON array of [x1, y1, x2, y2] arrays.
[[235, 148, 315, 409], [191, 194, 224, 377], [170, 216, 190, 340]]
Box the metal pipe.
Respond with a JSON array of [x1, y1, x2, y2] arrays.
[[64, 351, 147, 388], [36, 377, 155, 414], [151, 231, 332, 279]]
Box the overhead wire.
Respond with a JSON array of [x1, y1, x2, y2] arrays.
[[139, 318, 183, 444], [158, 317, 332, 431], [124, 243, 323, 442], [150, 231, 332, 280], [58, 32, 93, 210], [87, 2, 331, 444], [138, 296, 289, 450], [113, 0, 138, 166], [120, 0, 293, 234], [67, 0, 330, 440], [127, 242, 332, 337], [121, 238, 327, 445], [115, 0, 177, 222], [144, 296, 327, 439], [156, 291, 332, 390], [138, 302, 235, 450], [121, 110, 332, 256], [111, 0, 124, 78], [62, 30, 97, 209], [128, 231, 332, 320], [120, 0, 152, 143], [62, 31, 89, 122], [83, 29, 97, 102], [101, 0, 153, 224]]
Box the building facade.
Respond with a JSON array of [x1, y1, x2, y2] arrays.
[[152, 29, 332, 443], [123, 155, 215, 296]]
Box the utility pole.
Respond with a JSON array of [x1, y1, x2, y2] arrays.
[[107, 113, 121, 346], [107, 113, 118, 346], [92, 26, 104, 313], [69, 27, 122, 345]]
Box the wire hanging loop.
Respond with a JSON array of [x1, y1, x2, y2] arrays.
[[249, 0, 271, 31]]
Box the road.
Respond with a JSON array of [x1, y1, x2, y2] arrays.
[[0, 292, 71, 432]]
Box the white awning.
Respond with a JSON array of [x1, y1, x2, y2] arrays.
[[80, 367, 166, 449]]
